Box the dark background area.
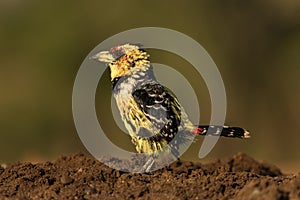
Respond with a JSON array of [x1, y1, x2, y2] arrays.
[[1, 0, 300, 172]]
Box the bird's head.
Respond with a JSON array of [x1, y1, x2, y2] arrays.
[[92, 44, 150, 80]]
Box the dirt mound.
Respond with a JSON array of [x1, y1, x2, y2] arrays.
[[0, 153, 299, 200]]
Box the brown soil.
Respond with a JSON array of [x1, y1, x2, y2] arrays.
[[0, 152, 299, 200]]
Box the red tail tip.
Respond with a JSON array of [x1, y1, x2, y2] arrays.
[[191, 127, 204, 135]]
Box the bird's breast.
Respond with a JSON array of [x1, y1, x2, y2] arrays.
[[113, 77, 136, 112], [113, 77, 154, 137]]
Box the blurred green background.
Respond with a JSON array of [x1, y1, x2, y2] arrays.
[[1, 0, 300, 172]]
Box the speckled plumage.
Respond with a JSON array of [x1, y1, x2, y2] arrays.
[[93, 44, 250, 163], [110, 55, 194, 155]]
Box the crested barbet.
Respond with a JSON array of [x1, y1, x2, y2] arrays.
[[92, 44, 250, 172]]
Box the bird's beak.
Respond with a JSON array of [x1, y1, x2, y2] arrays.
[[90, 51, 115, 63]]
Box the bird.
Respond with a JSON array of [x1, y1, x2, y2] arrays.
[[92, 43, 250, 172]]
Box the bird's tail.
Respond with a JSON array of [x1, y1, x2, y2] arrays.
[[191, 125, 250, 139]]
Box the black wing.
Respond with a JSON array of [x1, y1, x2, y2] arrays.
[[132, 82, 181, 141]]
